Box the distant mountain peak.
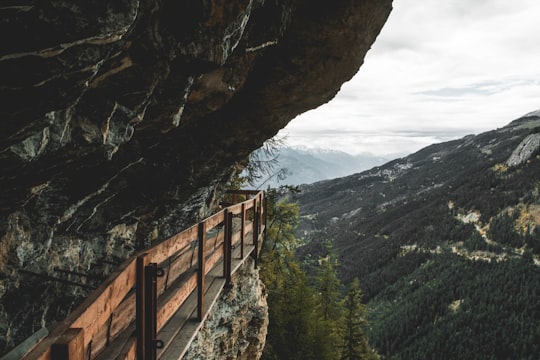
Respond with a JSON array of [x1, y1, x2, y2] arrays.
[[287, 145, 352, 156], [523, 109, 540, 118], [251, 146, 387, 188], [508, 109, 540, 128]]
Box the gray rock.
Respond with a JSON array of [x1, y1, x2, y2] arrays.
[[506, 133, 540, 167], [0, 0, 392, 354]]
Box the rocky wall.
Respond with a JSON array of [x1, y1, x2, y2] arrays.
[[0, 0, 392, 354], [184, 257, 268, 360]]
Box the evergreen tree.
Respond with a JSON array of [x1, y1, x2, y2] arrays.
[[340, 278, 377, 360], [231, 136, 289, 189], [261, 187, 337, 360], [317, 257, 343, 323]]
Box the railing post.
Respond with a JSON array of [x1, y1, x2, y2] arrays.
[[224, 211, 233, 287], [263, 192, 267, 245], [197, 221, 206, 321], [255, 210, 261, 267], [136, 255, 160, 360], [240, 203, 246, 259], [262, 191, 266, 226], [145, 263, 159, 360], [51, 328, 84, 360], [136, 254, 149, 359], [252, 199, 261, 268], [223, 209, 229, 279]]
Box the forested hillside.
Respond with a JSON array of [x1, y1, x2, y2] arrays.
[[295, 112, 540, 359]]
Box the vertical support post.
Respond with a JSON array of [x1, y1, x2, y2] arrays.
[[223, 209, 229, 279], [197, 221, 206, 321], [240, 203, 246, 259], [263, 192, 267, 244], [224, 211, 233, 287], [51, 328, 84, 360], [144, 263, 158, 360], [251, 198, 258, 267], [136, 254, 149, 360], [137, 255, 159, 360], [253, 200, 260, 269]]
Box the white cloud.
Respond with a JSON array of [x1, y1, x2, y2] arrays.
[[280, 0, 540, 156]]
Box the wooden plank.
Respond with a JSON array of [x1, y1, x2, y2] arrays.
[[91, 291, 135, 357], [204, 210, 225, 231], [244, 222, 253, 237], [92, 322, 135, 360], [146, 224, 198, 265], [225, 189, 260, 196], [227, 202, 244, 215], [205, 246, 224, 277], [158, 271, 226, 360], [118, 338, 136, 360], [156, 246, 195, 296], [158, 242, 255, 360], [206, 231, 223, 253], [51, 328, 84, 360], [153, 273, 205, 356], [231, 229, 242, 248], [109, 292, 135, 343], [71, 260, 137, 347], [101, 223, 259, 359], [19, 191, 265, 360], [22, 257, 137, 360], [156, 271, 198, 332]]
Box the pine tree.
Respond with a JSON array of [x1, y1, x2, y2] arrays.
[[340, 278, 378, 360], [261, 187, 337, 360], [317, 254, 343, 323]]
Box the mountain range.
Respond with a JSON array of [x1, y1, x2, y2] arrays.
[[252, 146, 388, 188], [294, 111, 540, 359]]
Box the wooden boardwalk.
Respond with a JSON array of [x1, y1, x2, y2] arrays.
[[11, 190, 266, 360]]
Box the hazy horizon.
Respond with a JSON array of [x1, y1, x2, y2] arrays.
[[278, 0, 540, 157]]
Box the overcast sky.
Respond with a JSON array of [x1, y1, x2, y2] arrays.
[[278, 0, 540, 158]]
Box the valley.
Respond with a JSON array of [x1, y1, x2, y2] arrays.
[[294, 112, 540, 358]]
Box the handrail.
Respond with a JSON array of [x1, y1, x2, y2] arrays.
[[19, 190, 266, 360]]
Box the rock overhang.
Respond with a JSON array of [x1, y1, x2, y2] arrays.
[[0, 0, 392, 353]]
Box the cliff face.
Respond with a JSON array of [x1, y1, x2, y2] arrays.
[[0, 0, 392, 354], [184, 258, 268, 360]]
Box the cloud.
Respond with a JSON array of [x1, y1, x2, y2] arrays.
[[280, 0, 540, 156], [418, 81, 509, 97]]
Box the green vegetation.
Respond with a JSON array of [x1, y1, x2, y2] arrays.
[[368, 252, 540, 359], [294, 118, 540, 359], [341, 278, 377, 360], [260, 187, 377, 360]]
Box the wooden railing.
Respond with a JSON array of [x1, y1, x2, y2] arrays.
[[18, 190, 266, 360]]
